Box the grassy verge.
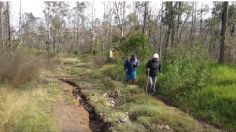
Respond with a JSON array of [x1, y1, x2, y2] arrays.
[[180, 64, 236, 131], [0, 74, 63, 132]]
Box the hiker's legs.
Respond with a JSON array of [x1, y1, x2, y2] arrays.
[[148, 76, 153, 93], [125, 72, 128, 82], [151, 76, 157, 93], [126, 71, 136, 84], [129, 71, 137, 84], [126, 72, 132, 83]]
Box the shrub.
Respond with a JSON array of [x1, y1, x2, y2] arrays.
[[0, 51, 40, 87], [93, 56, 107, 67], [158, 47, 212, 101]]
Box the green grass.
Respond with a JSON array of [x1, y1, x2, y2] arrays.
[[212, 64, 236, 85], [180, 63, 236, 131], [122, 95, 198, 131]]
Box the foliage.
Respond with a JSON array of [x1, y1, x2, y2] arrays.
[[158, 47, 212, 100], [120, 32, 153, 60], [100, 50, 236, 130], [180, 63, 236, 131]]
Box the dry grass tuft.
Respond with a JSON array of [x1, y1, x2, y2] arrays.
[[93, 56, 107, 67], [0, 51, 40, 87]]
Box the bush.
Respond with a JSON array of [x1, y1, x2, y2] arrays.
[[120, 32, 153, 60], [0, 51, 40, 87], [93, 56, 107, 67], [158, 47, 212, 101]]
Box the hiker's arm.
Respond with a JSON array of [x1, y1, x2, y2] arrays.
[[134, 60, 140, 67]]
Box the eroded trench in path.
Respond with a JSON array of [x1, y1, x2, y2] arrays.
[[59, 78, 111, 132]]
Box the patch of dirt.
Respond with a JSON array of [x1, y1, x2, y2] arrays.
[[53, 101, 91, 132], [53, 82, 91, 132]]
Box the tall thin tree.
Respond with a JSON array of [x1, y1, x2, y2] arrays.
[[219, 2, 229, 64]]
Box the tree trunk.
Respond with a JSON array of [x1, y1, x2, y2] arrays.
[[147, 7, 152, 39], [108, 13, 112, 50], [6, 2, 11, 51], [159, 2, 163, 59], [91, 3, 94, 54], [114, 2, 125, 38], [219, 2, 229, 64], [164, 2, 173, 55], [170, 2, 176, 47], [176, 2, 181, 44], [190, 2, 196, 47], [121, 1, 125, 38], [76, 26, 79, 48], [19, 1, 22, 40], [200, 2, 203, 43], [0, 2, 2, 52], [142, 1, 148, 35], [46, 3, 51, 52], [165, 24, 171, 55], [170, 20, 175, 46]]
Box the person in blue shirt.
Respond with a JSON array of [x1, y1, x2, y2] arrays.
[[124, 54, 140, 83]]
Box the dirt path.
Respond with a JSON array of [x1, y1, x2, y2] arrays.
[[53, 101, 90, 132], [52, 82, 91, 132], [47, 77, 110, 132], [43, 58, 110, 132]]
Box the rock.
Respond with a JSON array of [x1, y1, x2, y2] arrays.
[[157, 124, 164, 129], [119, 117, 128, 123], [76, 96, 81, 100], [110, 103, 115, 107], [110, 100, 115, 105], [106, 102, 114, 107], [118, 114, 129, 123], [103, 93, 107, 97], [106, 102, 110, 106], [99, 113, 103, 117], [164, 125, 170, 130], [116, 120, 121, 123]]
